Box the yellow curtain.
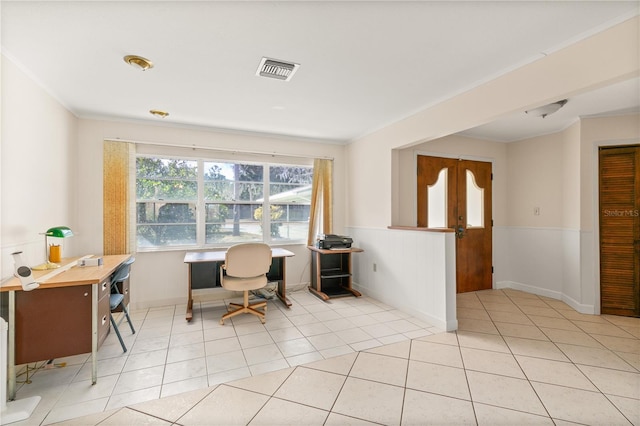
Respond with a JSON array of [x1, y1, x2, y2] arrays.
[[103, 141, 132, 255], [307, 158, 333, 246]]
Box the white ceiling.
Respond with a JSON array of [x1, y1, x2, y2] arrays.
[[1, 1, 639, 143]]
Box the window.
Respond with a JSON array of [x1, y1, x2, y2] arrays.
[[466, 169, 484, 228], [136, 156, 313, 249], [427, 167, 448, 228]]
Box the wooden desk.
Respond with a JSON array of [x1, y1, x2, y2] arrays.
[[308, 246, 363, 300], [183, 248, 295, 321], [0, 254, 131, 400]]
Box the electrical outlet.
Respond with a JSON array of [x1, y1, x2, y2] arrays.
[[534, 207, 541, 216]]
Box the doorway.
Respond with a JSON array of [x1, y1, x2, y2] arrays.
[[599, 145, 640, 317], [417, 155, 493, 293]]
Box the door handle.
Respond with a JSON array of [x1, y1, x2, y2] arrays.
[[456, 226, 465, 239]]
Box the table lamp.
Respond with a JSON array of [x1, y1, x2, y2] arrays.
[[32, 226, 74, 271]]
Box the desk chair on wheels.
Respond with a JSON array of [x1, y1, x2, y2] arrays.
[[110, 257, 136, 352], [219, 243, 272, 325]]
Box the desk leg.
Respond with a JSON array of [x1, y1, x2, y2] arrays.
[[8, 290, 16, 400], [275, 257, 292, 308], [186, 264, 193, 321], [91, 284, 98, 385], [308, 286, 330, 301]]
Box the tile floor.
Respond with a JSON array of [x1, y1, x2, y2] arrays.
[[10, 288, 640, 425]]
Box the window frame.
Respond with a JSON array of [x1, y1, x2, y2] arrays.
[[135, 154, 312, 251]]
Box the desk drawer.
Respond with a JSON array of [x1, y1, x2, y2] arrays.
[[98, 279, 111, 347]]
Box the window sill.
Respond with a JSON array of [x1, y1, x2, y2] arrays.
[[136, 241, 309, 253], [387, 226, 455, 233]]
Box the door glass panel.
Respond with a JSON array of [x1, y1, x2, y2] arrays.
[[466, 170, 484, 228], [427, 168, 447, 228]]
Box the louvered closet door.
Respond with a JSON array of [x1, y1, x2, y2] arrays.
[[599, 145, 640, 317]]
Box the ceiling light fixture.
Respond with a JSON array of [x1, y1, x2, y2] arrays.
[[525, 99, 568, 118], [149, 109, 169, 118], [124, 55, 154, 71], [256, 57, 300, 81]]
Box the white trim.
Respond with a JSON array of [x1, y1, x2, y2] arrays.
[[497, 225, 582, 233], [495, 280, 562, 300], [496, 280, 595, 314]]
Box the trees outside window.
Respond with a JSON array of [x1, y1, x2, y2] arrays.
[[136, 156, 312, 249]]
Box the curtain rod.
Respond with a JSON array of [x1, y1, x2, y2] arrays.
[[105, 137, 334, 161]]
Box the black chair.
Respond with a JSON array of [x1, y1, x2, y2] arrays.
[[110, 257, 136, 352]]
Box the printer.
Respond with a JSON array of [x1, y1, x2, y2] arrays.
[[317, 234, 353, 249]]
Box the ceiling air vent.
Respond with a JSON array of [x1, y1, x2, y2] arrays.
[[256, 57, 300, 81]]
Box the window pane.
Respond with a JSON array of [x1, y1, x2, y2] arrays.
[[204, 180, 263, 201], [206, 223, 263, 244], [137, 224, 196, 247], [271, 204, 311, 222], [136, 201, 196, 247], [269, 166, 313, 185], [205, 203, 262, 243], [137, 157, 198, 200], [427, 168, 447, 228], [466, 170, 484, 228], [271, 222, 309, 241], [237, 183, 264, 201], [270, 166, 313, 201], [204, 162, 263, 182], [137, 157, 198, 178], [205, 203, 260, 223], [204, 162, 264, 201], [136, 178, 198, 201]]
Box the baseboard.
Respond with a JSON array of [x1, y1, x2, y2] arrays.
[[495, 280, 562, 300], [496, 281, 595, 314], [560, 294, 596, 315]]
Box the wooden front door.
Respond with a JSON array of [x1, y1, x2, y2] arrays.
[[599, 145, 640, 317], [417, 155, 493, 293]]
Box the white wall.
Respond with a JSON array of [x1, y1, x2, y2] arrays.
[[499, 115, 640, 313], [348, 226, 457, 331], [1, 54, 79, 279]]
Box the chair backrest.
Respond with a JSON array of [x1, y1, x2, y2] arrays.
[[224, 243, 272, 278], [111, 256, 136, 285]]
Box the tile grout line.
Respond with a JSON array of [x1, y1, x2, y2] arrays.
[[500, 290, 638, 423]]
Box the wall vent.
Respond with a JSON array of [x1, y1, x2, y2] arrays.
[[256, 57, 300, 81]]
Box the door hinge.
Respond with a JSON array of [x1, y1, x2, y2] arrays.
[[491, 173, 494, 180], [491, 219, 494, 227], [491, 266, 494, 273]]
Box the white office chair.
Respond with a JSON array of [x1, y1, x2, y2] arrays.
[[219, 243, 272, 325]]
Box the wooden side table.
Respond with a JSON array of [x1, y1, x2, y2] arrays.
[[307, 246, 363, 301]]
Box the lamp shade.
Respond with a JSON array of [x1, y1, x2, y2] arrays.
[[46, 226, 73, 238]]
